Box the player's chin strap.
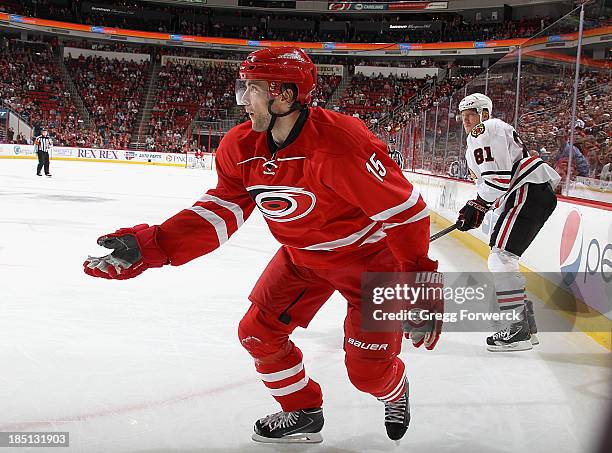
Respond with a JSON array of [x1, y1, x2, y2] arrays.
[[266, 99, 304, 132]]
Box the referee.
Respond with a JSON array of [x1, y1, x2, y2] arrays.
[[34, 128, 53, 177], [388, 147, 404, 169]]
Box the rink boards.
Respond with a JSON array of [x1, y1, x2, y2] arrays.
[[0, 143, 215, 169]]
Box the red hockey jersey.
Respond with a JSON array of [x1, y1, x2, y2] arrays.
[[157, 107, 430, 270]]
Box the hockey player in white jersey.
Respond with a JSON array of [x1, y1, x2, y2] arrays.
[[456, 93, 560, 352]]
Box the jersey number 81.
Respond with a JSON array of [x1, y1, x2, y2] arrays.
[[473, 146, 494, 165]]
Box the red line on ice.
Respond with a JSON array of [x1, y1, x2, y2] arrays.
[[0, 351, 335, 431]]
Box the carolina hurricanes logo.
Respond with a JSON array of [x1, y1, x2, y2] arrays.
[[560, 209, 583, 285], [247, 185, 316, 223]]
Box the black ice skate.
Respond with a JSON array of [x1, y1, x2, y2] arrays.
[[384, 380, 411, 441], [486, 319, 533, 352], [46, 174, 52, 177], [524, 300, 539, 345], [252, 407, 323, 443]]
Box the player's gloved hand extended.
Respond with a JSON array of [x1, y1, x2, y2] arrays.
[[83, 224, 168, 280], [400, 256, 444, 350], [456, 196, 490, 231]]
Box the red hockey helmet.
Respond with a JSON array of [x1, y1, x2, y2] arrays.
[[237, 46, 317, 106]]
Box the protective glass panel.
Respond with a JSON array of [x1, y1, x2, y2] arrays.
[[387, 1, 611, 205]]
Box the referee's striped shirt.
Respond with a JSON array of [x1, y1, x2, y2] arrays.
[[34, 135, 53, 153]]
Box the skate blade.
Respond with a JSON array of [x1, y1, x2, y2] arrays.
[[252, 432, 323, 444], [487, 340, 533, 352], [530, 334, 539, 346]]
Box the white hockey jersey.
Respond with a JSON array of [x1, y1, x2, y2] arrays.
[[465, 118, 560, 207]]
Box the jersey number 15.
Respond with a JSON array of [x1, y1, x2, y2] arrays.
[[366, 152, 387, 182]]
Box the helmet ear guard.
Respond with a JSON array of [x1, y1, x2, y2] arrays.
[[266, 83, 303, 131]]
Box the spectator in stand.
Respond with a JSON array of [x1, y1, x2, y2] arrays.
[[590, 147, 608, 179], [601, 149, 612, 182], [553, 133, 590, 178]]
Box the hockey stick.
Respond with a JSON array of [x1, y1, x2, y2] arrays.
[[430, 200, 494, 242], [429, 224, 458, 242], [428, 156, 543, 244]]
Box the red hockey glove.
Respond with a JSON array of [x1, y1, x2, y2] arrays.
[[83, 224, 168, 280], [456, 197, 490, 231], [401, 256, 444, 350]]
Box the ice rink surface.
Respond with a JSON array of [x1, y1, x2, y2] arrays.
[[1, 159, 610, 453]]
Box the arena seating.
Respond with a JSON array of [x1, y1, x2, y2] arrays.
[[517, 69, 611, 180], [65, 55, 147, 149], [336, 73, 427, 126], [2, 38, 606, 180], [311, 75, 342, 108], [0, 39, 82, 145], [146, 61, 236, 152]]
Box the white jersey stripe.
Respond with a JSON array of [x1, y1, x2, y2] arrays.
[[198, 194, 245, 227], [379, 380, 406, 403], [237, 156, 267, 165], [383, 206, 429, 230], [276, 156, 306, 162], [188, 206, 229, 245], [378, 370, 407, 402], [370, 189, 421, 222], [301, 222, 378, 251], [267, 377, 310, 397], [361, 226, 387, 246], [258, 363, 304, 383]]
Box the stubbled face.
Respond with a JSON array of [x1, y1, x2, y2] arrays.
[[461, 109, 483, 134], [242, 80, 273, 132]]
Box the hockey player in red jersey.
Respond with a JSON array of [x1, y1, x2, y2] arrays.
[[84, 47, 443, 443]]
